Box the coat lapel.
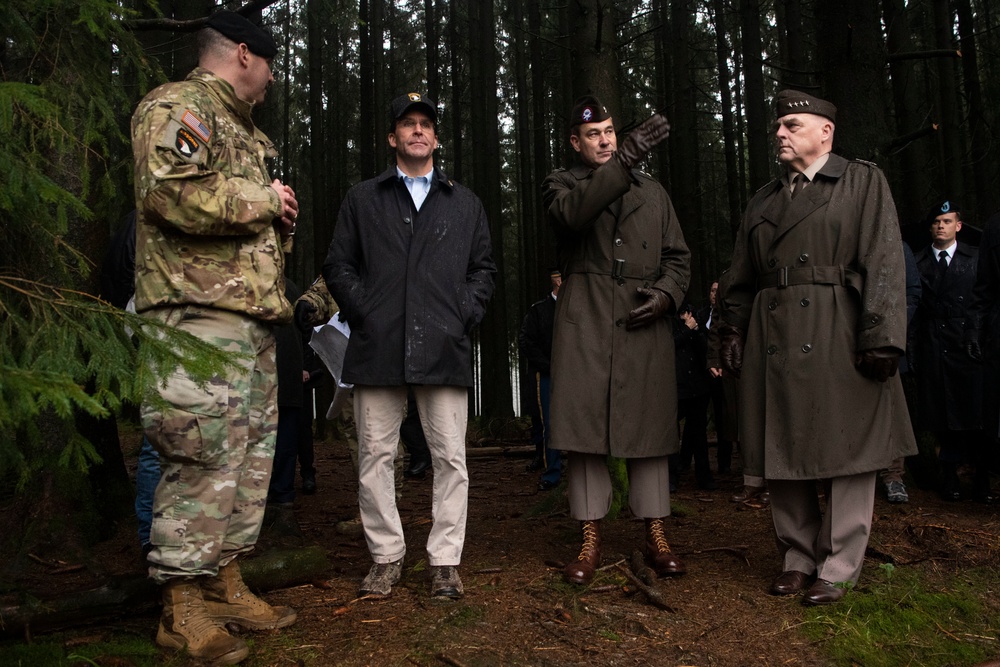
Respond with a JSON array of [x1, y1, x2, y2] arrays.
[[770, 154, 848, 242]]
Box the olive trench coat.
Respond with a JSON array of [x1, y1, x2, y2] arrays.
[[718, 154, 916, 480], [543, 158, 691, 458]]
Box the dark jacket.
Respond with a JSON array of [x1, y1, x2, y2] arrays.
[[674, 309, 711, 400], [913, 241, 982, 431], [543, 158, 691, 458], [276, 280, 304, 408], [900, 242, 921, 374], [970, 212, 1000, 363], [324, 166, 495, 387], [100, 211, 137, 309], [518, 294, 556, 375], [718, 154, 916, 479]]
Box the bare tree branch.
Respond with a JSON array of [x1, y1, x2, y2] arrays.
[[124, 0, 280, 32]]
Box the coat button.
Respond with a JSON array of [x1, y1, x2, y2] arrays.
[[616, 318, 624, 327], [800, 298, 810, 307], [768, 258, 777, 268], [615, 238, 623, 246], [767, 345, 778, 355], [404, 217, 412, 225], [798, 253, 809, 263], [642, 241, 648, 249], [870, 315, 880, 324], [768, 300, 777, 310], [801, 343, 812, 352]]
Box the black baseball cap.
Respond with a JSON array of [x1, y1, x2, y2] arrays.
[[389, 93, 437, 130]]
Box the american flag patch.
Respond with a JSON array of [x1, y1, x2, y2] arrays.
[[181, 110, 211, 142]]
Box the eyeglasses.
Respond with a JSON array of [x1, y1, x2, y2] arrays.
[[397, 118, 435, 131]]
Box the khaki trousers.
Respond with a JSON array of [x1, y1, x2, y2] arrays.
[[354, 385, 469, 566], [769, 472, 876, 584], [567, 453, 672, 520]]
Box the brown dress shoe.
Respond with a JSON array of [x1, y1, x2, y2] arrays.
[[802, 578, 847, 605], [644, 518, 687, 576], [564, 520, 601, 585], [769, 570, 814, 596], [731, 485, 766, 503]]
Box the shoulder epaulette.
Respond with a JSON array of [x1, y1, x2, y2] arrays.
[[852, 158, 879, 168]]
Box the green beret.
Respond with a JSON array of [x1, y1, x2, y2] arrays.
[[569, 96, 611, 128], [774, 89, 837, 123], [205, 10, 277, 59]]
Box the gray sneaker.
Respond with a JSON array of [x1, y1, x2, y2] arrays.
[[430, 566, 464, 599], [885, 480, 909, 504], [358, 560, 402, 598]]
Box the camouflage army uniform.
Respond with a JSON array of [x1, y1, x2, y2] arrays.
[[132, 67, 291, 583]]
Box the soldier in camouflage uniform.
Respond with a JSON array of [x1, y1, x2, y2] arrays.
[[132, 11, 300, 664]]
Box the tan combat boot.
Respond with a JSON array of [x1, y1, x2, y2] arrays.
[[202, 561, 297, 630], [157, 578, 249, 665]]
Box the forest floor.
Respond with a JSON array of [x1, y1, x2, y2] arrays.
[[3, 424, 1000, 667]]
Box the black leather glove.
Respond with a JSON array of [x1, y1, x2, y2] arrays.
[[626, 287, 672, 330], [855, 347, 899, 382], [294, 299, 319, 333], [617, 113, 671, 170], [966, 338, 983, 362], [717, 324, 744, 379]]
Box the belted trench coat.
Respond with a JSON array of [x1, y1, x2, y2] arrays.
[[543, 158, 691, 458], [718, 154, 916, 479]]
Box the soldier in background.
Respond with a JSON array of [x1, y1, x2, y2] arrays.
[[132, 11, 299, 664], [913, 201, 991, 503]]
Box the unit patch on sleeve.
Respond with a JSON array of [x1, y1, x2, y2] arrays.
[[175, 127, 200, 158]]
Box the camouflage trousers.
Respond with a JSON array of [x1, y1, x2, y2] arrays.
[[141, 305, 278, 583]]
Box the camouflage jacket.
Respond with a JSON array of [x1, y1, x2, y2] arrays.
[[132, 67, 292, 323]]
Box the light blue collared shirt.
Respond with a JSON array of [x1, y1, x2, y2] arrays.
[[397, 166, 434, 211]]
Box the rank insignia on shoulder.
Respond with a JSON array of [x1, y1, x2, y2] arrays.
[[181, 109, 211, 142], [175, 127, 200, 158]]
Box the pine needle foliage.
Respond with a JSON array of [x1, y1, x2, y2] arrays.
[[0, 0, 238, 486]]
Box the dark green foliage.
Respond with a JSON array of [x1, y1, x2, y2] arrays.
[[0, 0, 237, 485]]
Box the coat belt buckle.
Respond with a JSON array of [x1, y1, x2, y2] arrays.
[[777, 266, 788, 288], [612, 258, 625, 284]]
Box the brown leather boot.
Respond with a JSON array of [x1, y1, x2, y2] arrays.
[[564, 520, 601, 585], [202, 561, 297, 630], [157, 578, 249, 665], [645, 518, 686, 577]]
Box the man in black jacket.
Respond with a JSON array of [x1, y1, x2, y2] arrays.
[[913, 200, 991, 502], [324, 93, 495, 600], [519, 270, 562, 491]]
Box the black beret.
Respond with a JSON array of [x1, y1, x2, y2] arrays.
[[929, 199, 961, 219], [774, 89, 837, 123], [389, 92, 437, 130], [206, 10, 277, 59], [569, 96, 611, 128]]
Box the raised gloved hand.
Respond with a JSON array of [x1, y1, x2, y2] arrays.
[[855, 347, 899, 382], [294, 299, 319, 333], [626, 287, 672, 330], [617, 113, 671, 170], [717, 324, 744, 378]]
